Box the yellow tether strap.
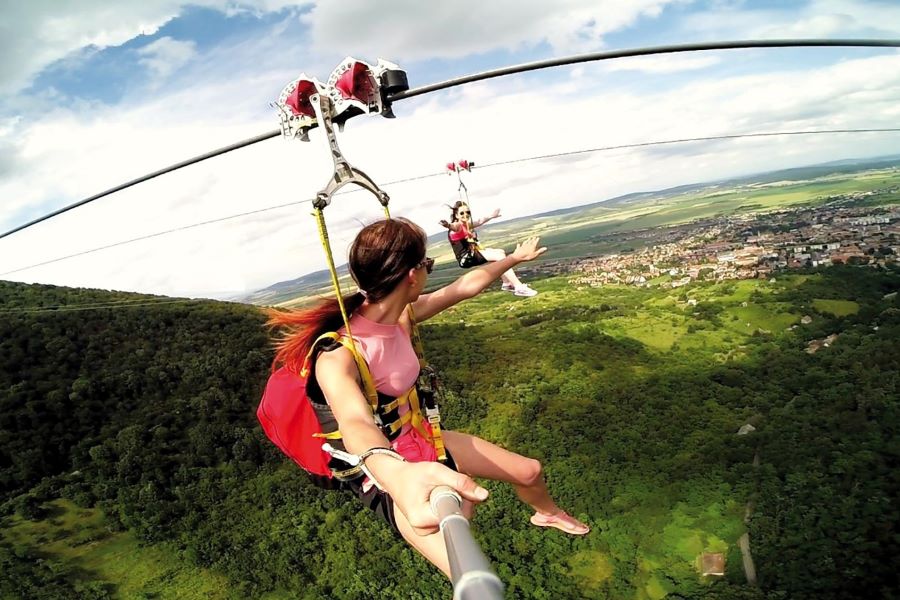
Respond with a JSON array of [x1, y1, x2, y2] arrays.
[[313, 208, 354, 339], [312, 207, 386, 411], [407, 306, 427, 369]]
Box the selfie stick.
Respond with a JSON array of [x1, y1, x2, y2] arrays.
[[429, 486, 504, 600]]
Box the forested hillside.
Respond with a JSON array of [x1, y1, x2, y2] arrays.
[[1, 267, 898, 599]]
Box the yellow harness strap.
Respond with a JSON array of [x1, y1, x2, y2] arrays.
[[407, 387, 438, 448], [406, 307, 447, 461], [385, 410, 412, 435], [379, 388, 432, 446], [301, 332, 380, 441], [407, 308, 427, 370], [334, 336, 379, 412], [380, 394, 405, 413]]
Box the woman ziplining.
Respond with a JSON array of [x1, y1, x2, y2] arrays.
[[440, 159, 538, 297], [266, 217, 589, 577], [1, 39, 898, 594], [441, 201, 537, 296]]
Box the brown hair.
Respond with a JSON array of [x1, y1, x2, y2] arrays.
[[266, 218, 427, 373], [449, 200, 470, 223]]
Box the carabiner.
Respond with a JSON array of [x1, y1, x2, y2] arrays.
[[310, 93, 390, 211]]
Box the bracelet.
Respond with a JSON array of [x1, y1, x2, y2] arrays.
[[358, 447, 406, 464], [357, 447, 406, 493]]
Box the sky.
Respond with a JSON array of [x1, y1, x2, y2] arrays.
[[1, 0, 899, 299]]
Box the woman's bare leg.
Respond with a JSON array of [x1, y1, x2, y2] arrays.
[[391, 431, 587, 577], [480, 248, 522, 288], [393, 509, 452, 577], [443, 430, 579, 518]]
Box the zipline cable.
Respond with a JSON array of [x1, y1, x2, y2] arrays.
[[387, 38, 900, 101], [476, 128, 900, 170], [0, 130, 280, 241], [2, 126, 898, 278], [2, 38, 898, 242], [0, 173, 444, 277]]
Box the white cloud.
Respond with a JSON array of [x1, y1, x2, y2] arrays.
[[680, 0, 900, 39], [772, 0, 900, 38], [301, 0, 683, 61], [768, 13, 856, 38], [1, 1, 176, 95], [137, 37, 198, 79]]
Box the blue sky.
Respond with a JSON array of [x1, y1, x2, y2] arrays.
[[1, 0, 899, 297]]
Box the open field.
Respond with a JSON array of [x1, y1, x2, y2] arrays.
[[432, 273, 824, 357], [812, 298, 860, 316], [2, 500, 233, 599]]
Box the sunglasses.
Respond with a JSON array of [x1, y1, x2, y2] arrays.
[[416, 256, 435, 274], [457, 210, 470, 217]]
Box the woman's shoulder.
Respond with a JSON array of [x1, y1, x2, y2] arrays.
[[313, 341, 356, 376], [321, 326, 372, 363], [448, 224, 467, 240]]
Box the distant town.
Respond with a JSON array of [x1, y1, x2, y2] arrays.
[[536, 191, 899, 288]]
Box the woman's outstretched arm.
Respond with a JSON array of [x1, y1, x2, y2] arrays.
[[472, 208, 501, 228], [412, 236, 546, 321], [439, 219, 462, 232], [316, 349, 489, 535]]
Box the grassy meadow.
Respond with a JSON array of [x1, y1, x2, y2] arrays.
[[1, 500, 232, 599]]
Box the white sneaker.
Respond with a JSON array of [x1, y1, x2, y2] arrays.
[[501, 283, 515, 292], [514, 285, 538, 297]]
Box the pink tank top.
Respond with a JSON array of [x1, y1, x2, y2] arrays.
[[339, 311, 438, 474], [339, 312, 419, 396], [448, 221, 472, 242]]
